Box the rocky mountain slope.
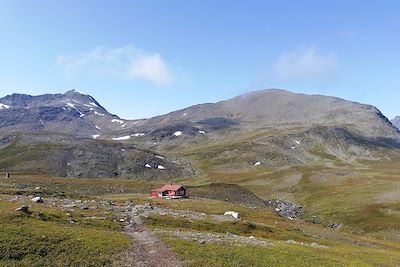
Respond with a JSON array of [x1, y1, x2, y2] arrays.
[[1, 89, 400, 178], [0, 90, 137, 137], [391, 116, 400, 130]]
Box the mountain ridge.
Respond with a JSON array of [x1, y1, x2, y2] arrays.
[[1, 88, 400, 179]]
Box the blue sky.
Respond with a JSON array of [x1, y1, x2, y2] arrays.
[[0, 1, 399, 119]]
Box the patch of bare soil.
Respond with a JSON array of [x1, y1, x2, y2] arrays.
[[122, 210, 181, 267]]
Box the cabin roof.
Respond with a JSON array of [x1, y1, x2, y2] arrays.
[[156, 183, 184, 192]]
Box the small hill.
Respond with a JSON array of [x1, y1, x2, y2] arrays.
[[188, 183, 266, 207]]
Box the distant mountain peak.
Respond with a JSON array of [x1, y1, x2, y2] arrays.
[[391, 116, 400, 130]]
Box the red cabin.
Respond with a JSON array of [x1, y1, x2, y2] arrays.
[[151, 183, 187, 199]]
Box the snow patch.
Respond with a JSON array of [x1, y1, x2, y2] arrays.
[[131, 133, 145, 137], [173, 131, 182, 136], [295, 140, 301, 144], [145, 164, 152, 168], [157, 165, 165, 170], [198, 130, 206, 134], [253, 161, 261, 166], [111, 119, 124, 124], [0, 103, 11, 109], [121, 123, 127, 128], [95, 125, 101, 130], [89, 102, 98, 107], [39, 119, 45, 126], [112, 136, 131, 141], [75, 90, 88, 95], [92, 135, 100, 139], [183, 113, 187, 116], [155, 155, 164, 159], [94, 111, 105, 116], [66, 103, 75, 108]]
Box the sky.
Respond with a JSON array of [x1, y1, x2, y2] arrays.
[[0, 1, 399, 119]]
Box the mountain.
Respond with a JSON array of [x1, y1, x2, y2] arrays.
[[1, 89, 400, 178], [391, 116, 400, 130], [135, 89, 398, 139], [0, 90, 136, 137]]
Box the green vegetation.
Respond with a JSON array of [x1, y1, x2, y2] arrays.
[[0, 201, 131, 266], [163, 238, 400, 267]]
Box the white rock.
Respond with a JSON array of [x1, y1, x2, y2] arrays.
[[157, 165, 165, 170], [253, 161, 261, 166], [295, 140, 301, 144], [92, 135, 100, 139], [95, 125, 101, 130], [224, 211, 240, 219], [32, 197, 43, 203]]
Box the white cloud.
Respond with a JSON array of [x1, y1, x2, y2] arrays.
[[272, 46, 337, 82], [57, 45, 174, 86]]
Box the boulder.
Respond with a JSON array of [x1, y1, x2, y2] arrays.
[[16, 206, 29, 213], [32, 197, 43, 203], [224, 211, 240, 219]]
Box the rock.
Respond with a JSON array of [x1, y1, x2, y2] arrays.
[[249, 236, 256, 240], [266, 199, 303, 219], [38, 212, 46, 221], [328, 223, 342, 229], [35, 186, 41, 190], [16, 206, 29, 213], [9, 196, 20, 202], [308, 216, 321, 224], [196, 239, 206, 245], [31, 196, 44, 203], [226, 231, 237, 237], [224, 211, 240, 219]]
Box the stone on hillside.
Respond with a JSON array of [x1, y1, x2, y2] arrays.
[[16, 206, 29, 212], [224, 211, 240, 219], [32, 196, 43, 203]]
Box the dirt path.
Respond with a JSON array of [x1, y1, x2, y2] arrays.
[[122, 213, 182, 267]]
